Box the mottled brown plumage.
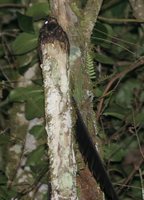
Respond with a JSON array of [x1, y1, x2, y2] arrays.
[[39, 16, 70, 62]]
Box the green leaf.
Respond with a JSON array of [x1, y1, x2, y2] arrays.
[[26, 145, 46, 166], [127, 111, 144, 125], [9, 86, 43, 102], [0, 186, 16, 200], [8, 85, 44, 119], [17, 12, 34, 33], [29, 125, 46, 139], [111, 1, 128, 18], [94, 52, 114, 64], [30, 161, 48, 175], [103, 111, 124, 120], [91, 22, 108, 45], [42, 193, 50, 200], [26, 3, 50, 19], [12, 33, 38, 54], [128, 180, 141, 199], [16, 54, 33, 68], [104, 144, 125, 162], [115, 79, 140, 108], [25, 94, 44, 120], [94, 87, 103, 97], [103, 105, 130, 120], [0, 171, 8, 185], [0, 135, 10, 145]]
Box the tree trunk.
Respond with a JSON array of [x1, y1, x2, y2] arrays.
[[129, 0, 144, 19], [40, 17, 77, 200], [40, 1, 103, 199]]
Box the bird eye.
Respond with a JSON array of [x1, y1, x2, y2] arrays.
[[45, 20, 48, 24]]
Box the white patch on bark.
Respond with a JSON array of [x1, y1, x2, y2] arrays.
[[41, 41, 77, 200]]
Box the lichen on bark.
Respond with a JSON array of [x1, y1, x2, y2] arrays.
[[40, 35, 77, 199], [44, 1, 104, 199]]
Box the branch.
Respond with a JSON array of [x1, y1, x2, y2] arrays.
[[0, 4, 26, 9], [97, 57, 144, 120], [98, 16, 144, 24], [50, 0, 78, 33], [82, 0, 103, 39]]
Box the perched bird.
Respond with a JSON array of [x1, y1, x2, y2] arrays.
[[39, 16, 119, 200]]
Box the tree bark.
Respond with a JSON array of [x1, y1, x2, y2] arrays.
[[129, 0, 144, 19], [40, 1, 103, 199], [40, 19, 77, 199]]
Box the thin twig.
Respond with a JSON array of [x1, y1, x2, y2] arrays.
[[7, 137, 27, 189], [117, 158, 144, 194], [139, 168, 144, 200], [13, 166, 48, 199], [132, 110, 144, 160], [97, 57, 144, 120], [98, 16, 144, 24], [0, 4, 26, 9]]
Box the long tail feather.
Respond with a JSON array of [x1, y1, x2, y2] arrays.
[[72, 97, 119, 200]]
